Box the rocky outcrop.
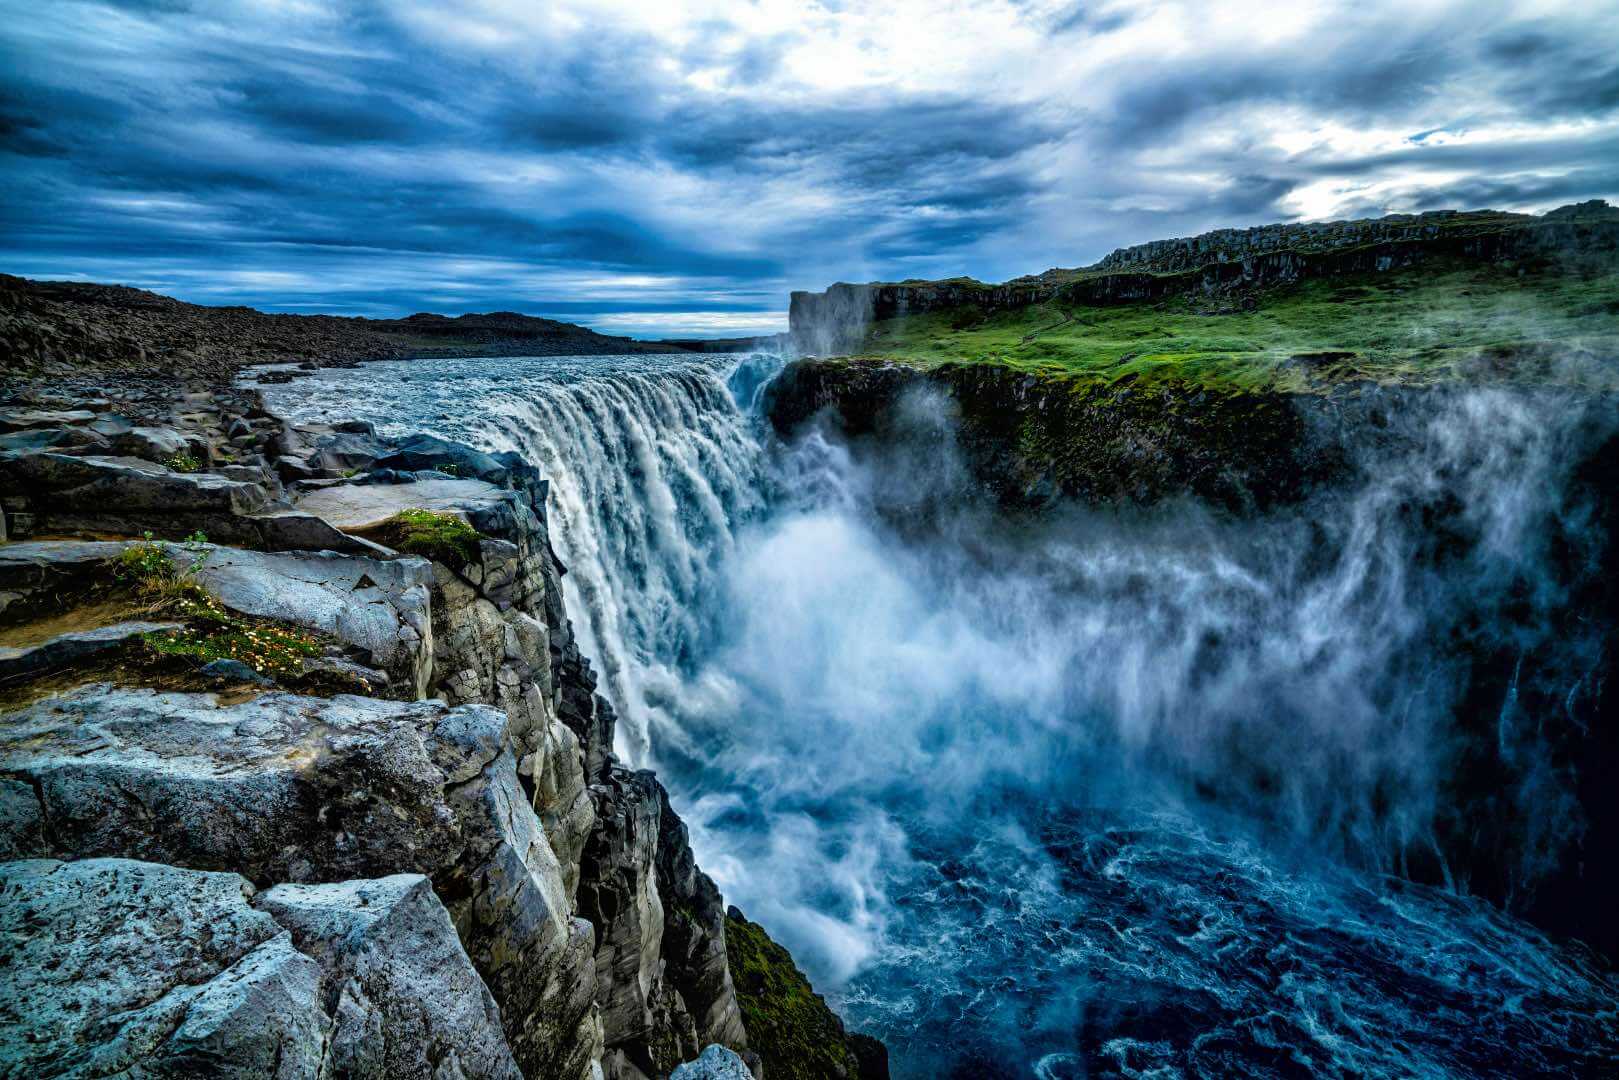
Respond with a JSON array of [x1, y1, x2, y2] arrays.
[[725, 908, 888, 1080], [0, 688, 599, 1079], [764, 357, 1326, 510], [0, 857, 533, 1080]]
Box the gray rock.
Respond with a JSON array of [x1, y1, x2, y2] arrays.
[[255, 874, 523, 1080], [581, 767, 699, 1075], [248, 509, 395, 556], [0, 777, 44, 859], [0, 540, 127, 618], [333, 419, 378, 436], [0, 619, 181, 682], [0, 426, 110, 453], [671, 1045, 755, 1080], [0, 687, 599, 1080], [110, 425, 202, 463], [372, 435, 510, 485], [294, 476, 511, 531], [0, 451, 269, 537], [312, 431, 387, 473], [0, 857, 329, 1079], [174, 544, 434, 697], [0, 408, 96, 431], [229, 417, 253, 439]]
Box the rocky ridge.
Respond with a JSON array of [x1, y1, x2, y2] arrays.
[[0, 374, 885, 1078], [0, 275, 691, 381]]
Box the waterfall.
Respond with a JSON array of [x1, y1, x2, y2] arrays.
[[480, 361, 772, 763], [264, 356, 1619, 1080]]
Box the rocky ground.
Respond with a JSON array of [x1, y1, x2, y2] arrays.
[[0, 371, 884, 1079], [0, 274, 703, 381]]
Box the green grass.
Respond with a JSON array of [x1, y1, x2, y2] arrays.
[[854, 258, 1619, 394], [372, 508, 483, 567]]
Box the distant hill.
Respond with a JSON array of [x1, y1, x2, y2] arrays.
[[0, 275, 754, 380]]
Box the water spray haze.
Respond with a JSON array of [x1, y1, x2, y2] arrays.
[[268, 353, 1619, 1078]]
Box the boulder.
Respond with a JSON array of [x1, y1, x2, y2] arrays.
[[109, 424, 204, 464], [371, 435, 510, 485], [0, 857, 329, 1078], [0, 687, 600, 1080], [255, 874, 523, 1080], [247, 509, 396, 555], [671, 1046, 756, 1080], [311, 431, 387, 473]]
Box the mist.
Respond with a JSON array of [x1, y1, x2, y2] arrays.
[[265, 353, 1619, 1076]]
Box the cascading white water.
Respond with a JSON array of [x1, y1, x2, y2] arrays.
[[267, 356, 1619, 1079]]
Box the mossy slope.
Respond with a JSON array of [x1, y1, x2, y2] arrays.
[[724, 908, 886, 1080]]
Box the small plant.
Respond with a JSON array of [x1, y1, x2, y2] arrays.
[[116, 532, 206, 609], [438, 462, 460, 476], [162, 452, 203, 473], [373, 508, 482, 567]]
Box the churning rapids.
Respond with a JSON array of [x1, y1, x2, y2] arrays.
[[267, 354, 1619, 1078]]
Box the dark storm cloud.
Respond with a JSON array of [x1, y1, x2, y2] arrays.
[[0, 1, 1614, 335]]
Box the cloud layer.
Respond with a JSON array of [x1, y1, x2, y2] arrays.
[[3, 0, 1616, 335]]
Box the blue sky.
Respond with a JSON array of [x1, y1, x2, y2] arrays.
[[3, 1, 1616, 337]]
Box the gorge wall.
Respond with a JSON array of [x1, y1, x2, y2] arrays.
[[0, 374, 883, 1079]]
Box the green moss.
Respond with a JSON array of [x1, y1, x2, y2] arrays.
[[853, 258, 1619, 395], [725, 911, 861, 1080], [372, 508, 483, 568]]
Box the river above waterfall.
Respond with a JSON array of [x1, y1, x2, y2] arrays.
[[263, 354, 1619, 1078]]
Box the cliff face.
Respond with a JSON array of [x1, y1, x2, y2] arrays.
[[0, 374, 864, 1078]]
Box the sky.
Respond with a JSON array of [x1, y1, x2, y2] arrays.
[[2, 1, 1616, 338]]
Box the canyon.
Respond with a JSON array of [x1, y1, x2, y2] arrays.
[[3, 201, 1619, 1078]]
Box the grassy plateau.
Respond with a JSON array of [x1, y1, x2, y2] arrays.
[[853, 258, 1619, 393]]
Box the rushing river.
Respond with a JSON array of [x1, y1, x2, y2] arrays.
[[266, 354, 1619, 1078]]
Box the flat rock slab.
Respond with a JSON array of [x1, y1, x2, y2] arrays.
[[257, 874, 523, 1080], [0, 857, 328, 1079], [176, 545, 433, 695], [294, 478, 509, 531], [0, 408, 97, 431], [0, 619, 181, 682], [0, 540, 128, 603], [0, 451, 269, 521]]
